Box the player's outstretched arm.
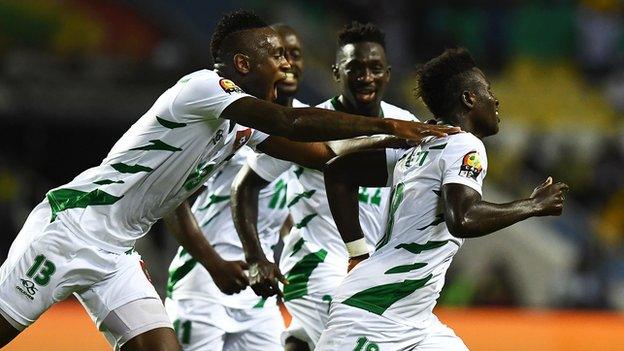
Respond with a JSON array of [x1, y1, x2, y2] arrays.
[[443, 177, 569, 238], [324, 149, 390, 270], [256, 135, 412, 171], [164, 201, 249, 294], [221, 97, 459, 142], [230, 164, 287, 299]]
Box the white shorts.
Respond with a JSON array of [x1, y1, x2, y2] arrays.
[[316, 302, 468, 351], [0, 202, 169, 346], [279, 231, 346, 348], [281, 292, 333, 349], [165, 297, 283, 351]]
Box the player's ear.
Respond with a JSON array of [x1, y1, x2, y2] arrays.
[[461, 91, 475, 110], [332, 64, 340, 81], [233, 53, 251, 75], [385, 65, 392, 82]]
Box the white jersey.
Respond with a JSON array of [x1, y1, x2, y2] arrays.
[[333, 133, 488, 328], [43, 69, 268, 253], [248, 98, 417, 299], [166, 99, 308, 309]]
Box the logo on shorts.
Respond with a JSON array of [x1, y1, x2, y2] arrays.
[[16, 279, 37, 300], [459, 151, 482, 180], [219, 79, 244, 94]]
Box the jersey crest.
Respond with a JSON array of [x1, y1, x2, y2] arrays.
[[219, 79, 244, 94], [459, 151, 482, 179]]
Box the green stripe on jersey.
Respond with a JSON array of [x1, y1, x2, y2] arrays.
[[295, 213, 317, 229], [198, 194, 231, 210], [157, 116, 187, 129], [429, 143, 447, 150], [384, 262, 428, 274], [47, 188, 123, 221], [289, 238, 305, 257], [376, 183, 404, 250], [93, 179, 125, 185], [283, 249, 327, 301], [111, 162, 153, 174], [130, 139, 182, 152], [342, 274, 433, 315], [416, 214, 445, 231], [288, 190, 315, 208], [395, 240, 449, 254], [253, 298, 267, 308], [166, 256, 198, 298]]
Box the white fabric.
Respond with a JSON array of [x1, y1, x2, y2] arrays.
[[0, 202, 161, 329], [164, 298, 283, 351], [100, 297, 173, 347], [332, 133, 487, 329], [316, 302, 468, 351], [43, 69, 268, 254]]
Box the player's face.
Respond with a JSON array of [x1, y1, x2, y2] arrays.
[[470, 68, 500, 137], [335, 42, 390, 109], [276, 30, 303, 96], [250, 29, 291, 102]]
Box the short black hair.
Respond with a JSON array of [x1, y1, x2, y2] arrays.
[[210, 10, 268, 63], [337, 21, 385, 49], [414, 48, 478, 123]]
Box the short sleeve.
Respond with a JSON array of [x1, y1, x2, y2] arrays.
[[247, 152, 293, 182], [384, 148, 409, 186], [246, 129, 270, 149], [439, 134, 488, 195], [171, 71, 251, 122]]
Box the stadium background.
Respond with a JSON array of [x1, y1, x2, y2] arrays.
[[1, 0, 623, 350]]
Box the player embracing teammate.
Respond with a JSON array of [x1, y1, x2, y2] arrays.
[[0, 11, 453, 351], [231, 21, 419, 350]]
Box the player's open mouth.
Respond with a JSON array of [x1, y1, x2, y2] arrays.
[[355, 90, 376, 103], [282, 72, 297, 85]]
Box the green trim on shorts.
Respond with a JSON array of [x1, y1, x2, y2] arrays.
[[283, 249, 327, 301]]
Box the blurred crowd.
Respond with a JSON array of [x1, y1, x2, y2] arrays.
[[0, 0, 623, 310]]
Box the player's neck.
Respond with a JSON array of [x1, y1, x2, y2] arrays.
[[276, 94, 294, 107], [335, 95, 382, 117]]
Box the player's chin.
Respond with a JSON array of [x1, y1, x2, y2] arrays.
[[277, 82, 298, 96]]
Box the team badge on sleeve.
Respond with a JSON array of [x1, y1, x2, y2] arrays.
[[459, 151, 482, 179], [219, 79, 244, 94]]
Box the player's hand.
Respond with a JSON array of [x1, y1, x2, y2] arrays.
[[248, 258, 288, 299], [530, 176, 569, 216], [348, 253, 369, 272], [211, 259, 249, 295], [388, 119, 461, 143]]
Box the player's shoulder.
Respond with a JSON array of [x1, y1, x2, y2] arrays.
[[443, 133, 487, 160], [177, 69, 245, 94], [315, 98, 334, 110], [292, 99, 309, 108], [380, 101, 419, 121]]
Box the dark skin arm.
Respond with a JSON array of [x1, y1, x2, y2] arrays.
[[324, 149, 391, 270], [324, 151, 570, 270], [443, 177, 569, 238], [164, 201, 249, 295], [221, 96, 459, 142], [256, 134, 412, 171], [232, 137, 411, 297], [231, 164, 287, 298]]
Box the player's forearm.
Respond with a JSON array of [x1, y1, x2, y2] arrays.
[[446, 198, 539, 238], [324, 160, 367, 244], [164, 202, 224, 272], [230, 167, 269, 263], [327, 136, 409, 156], [282, 107, 395, 142]]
